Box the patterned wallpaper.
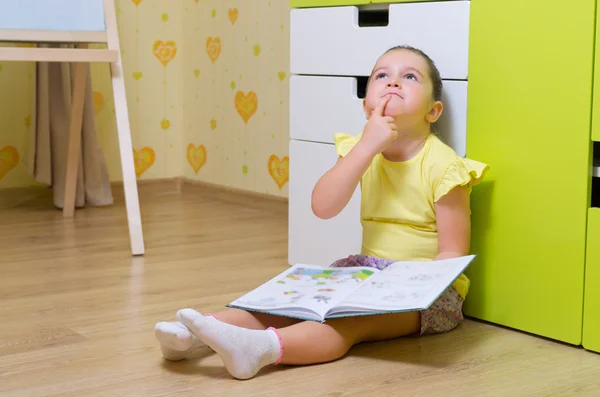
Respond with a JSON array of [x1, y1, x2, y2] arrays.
[[0, 0, 290, 198], [182, 0, 290, 197], [0, 54, 35, 188]]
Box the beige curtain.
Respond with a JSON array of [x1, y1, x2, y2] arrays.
[[27, 47, 113, 209]]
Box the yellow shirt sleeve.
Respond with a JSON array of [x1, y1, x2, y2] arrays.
[[434, 157, 489, 202], [333, 133, 360, 158]]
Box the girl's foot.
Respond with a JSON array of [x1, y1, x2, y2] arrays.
[[154, 321, 205, 361], [177, 308, 282, 379]]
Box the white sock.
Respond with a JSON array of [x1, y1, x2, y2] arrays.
[[177, 308, 283, 380], [154, 321, 205, 361]]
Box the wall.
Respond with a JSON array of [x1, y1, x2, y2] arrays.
[[0, 0, 290, 199], [0, 0, 184, 187], [0, 54, 34, 189], [182, 0, 290, 197], [95, 0, 184, 182]]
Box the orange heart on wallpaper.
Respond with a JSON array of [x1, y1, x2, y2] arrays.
[[206, 37, 221, 64], [234, 90, 258, 124], [186, 144, 206, 174], [93, 91, 104, 115], [268, 154, 289, 190], [132, 72, 143, 80], [153, 40, 177, 67], [0, 146, 19, 181], [132, 0, 142, 5], [133, 147, 155, 177], [228, 8, 239, 25]]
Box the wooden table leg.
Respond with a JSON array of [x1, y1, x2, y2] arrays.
[[63, 60, 88, 218]]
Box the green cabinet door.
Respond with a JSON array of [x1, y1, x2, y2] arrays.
[[592, 0, 600, 143], [583, 209, 600, 353], [290, 0, 369, 7], [464, 0, 595, 344]]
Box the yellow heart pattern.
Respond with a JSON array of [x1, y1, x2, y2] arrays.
[[186, 144, 206, 174], [206, 37, 221, 64], [133, 147, 155, 177], [278, 71, 286, 81], [268, 154, 289, 190], [193, 69, 200, 77], [132, 0, 142, 5], [153, 40, 177, 67], [93, 91, 104, 115], [228, 8, 239, 25], [133, 72, 143, 80], [0, 146, 19, 181], [234, 90, 258, 124]]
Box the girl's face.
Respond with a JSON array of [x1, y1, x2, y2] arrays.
[[363, 49, 442, 130]]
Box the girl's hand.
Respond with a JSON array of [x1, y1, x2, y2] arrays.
[[358, 95, 398, 156]]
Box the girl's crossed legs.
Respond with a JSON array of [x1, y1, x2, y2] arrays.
[[156, 307, 420, 380], [154, 255, 464, 379]]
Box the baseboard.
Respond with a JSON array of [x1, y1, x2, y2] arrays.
[[0, 184, 52, 210], [181, 178, 288, 203], [1, 177, 287, 208], [111, 176, 288, 204], [111, 177, 183, 192]]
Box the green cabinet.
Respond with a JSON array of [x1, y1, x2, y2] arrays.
[[464, 0, 595, 346], [583, 1, 600, 353], [583, 209, 600, 353]]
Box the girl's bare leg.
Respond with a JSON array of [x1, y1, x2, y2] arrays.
[[177, 308, 421, 379], [276, 311, 421, 364], [154, 308, 300, 361]]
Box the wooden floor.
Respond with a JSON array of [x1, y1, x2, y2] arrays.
[[1, 182, 600, 397]]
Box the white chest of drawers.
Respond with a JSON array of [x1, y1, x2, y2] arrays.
[[288, 1, 471, 267]]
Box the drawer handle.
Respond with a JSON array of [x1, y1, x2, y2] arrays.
[[358, 5, 389, 27], [356, 76, 369, 99], [593, 142, 600, 207]]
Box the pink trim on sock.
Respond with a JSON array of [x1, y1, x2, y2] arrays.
[[267, 327, 284, 365], [205, 313, 218, 320]]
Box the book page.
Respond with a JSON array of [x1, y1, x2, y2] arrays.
[[331, 255, 475, 314], [228, 264, 379, 319]]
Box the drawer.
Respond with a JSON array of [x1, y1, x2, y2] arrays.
[[583, 208, 600, 353], [291, 0, 460, 9], [291, 0, 370, 8], [288, 140, 362, 266], [290, 75, 468, 156], [290, 1, 470, 79]]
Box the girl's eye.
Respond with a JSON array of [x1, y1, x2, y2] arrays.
[[375, 72, 387, 79], [404, 73, 417, 81]]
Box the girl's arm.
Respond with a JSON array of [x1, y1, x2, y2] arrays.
[[434, 185, 471, 259], [312, 96, 396, 220], [311, 145, 374, 219]]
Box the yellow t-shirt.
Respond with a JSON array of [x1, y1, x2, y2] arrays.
[[334, 132, 489, 299]]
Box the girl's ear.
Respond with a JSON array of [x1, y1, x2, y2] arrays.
[[426, 101, 443, 124]]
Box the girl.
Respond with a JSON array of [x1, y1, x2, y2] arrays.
[[154, 45, 488, 380]]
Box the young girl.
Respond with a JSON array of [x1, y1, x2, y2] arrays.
[[154, 45, 488, 380]]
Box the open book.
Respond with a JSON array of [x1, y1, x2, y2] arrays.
[[227, 255, 476, 322]]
